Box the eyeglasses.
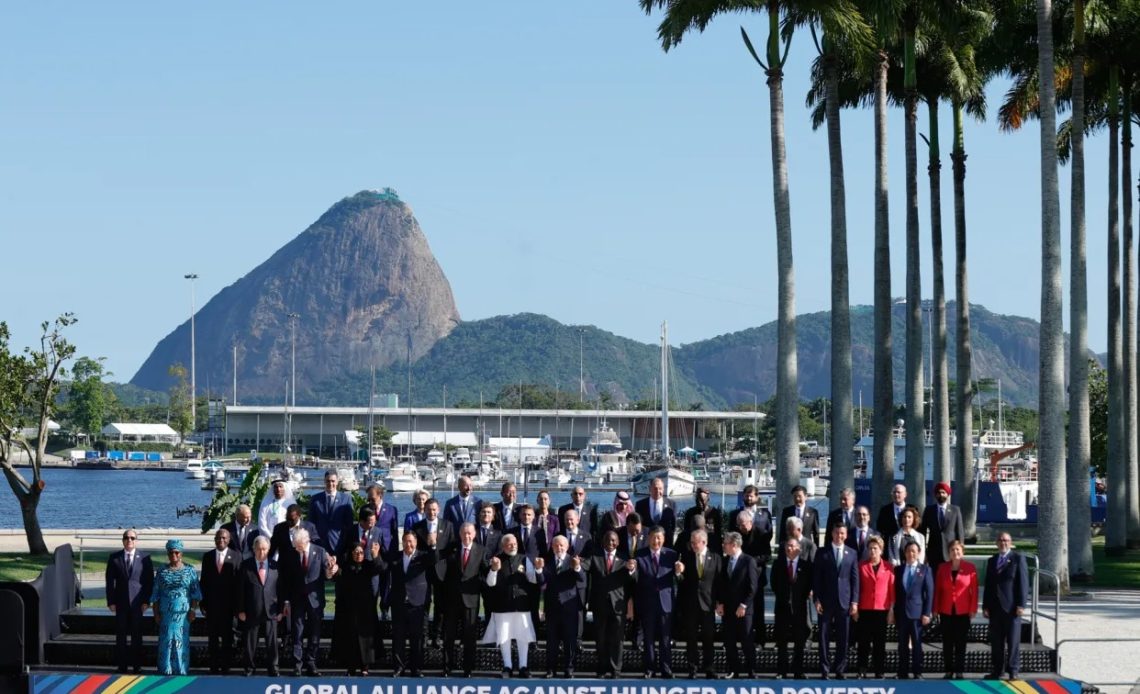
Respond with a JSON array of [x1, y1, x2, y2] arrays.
[[124, 536, 137, 542]]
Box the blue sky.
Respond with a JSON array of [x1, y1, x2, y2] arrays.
[[0, 3, 1124, 382]]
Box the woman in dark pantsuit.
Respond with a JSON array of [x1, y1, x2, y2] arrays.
[[935, 540, 978, 679], [333, 541, 383, 675]]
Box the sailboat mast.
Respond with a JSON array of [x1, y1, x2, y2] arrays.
[[661, 321, 670, 459]]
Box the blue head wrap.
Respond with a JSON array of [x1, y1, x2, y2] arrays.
[[165, 538, 184, 552]]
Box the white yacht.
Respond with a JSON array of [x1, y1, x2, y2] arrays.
[[631, 465, 696, 498], [336, 467, 361, 492], [383, 462, 423, 493], [369, 447, 389, 467], [579, 422, 632, 478], [184, 460, 206, 479], [425, 449, 447, 466]]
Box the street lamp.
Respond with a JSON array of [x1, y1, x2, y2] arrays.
[[184, 273, 198, 433], [287, 312, 300, 408]]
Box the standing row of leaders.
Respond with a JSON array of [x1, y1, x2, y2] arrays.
[[106, 473, 1030, 682]]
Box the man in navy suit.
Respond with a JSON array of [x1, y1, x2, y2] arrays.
[[222, 504, 258, 559], [269, 504, 319, 560], [365, 483, 400, 553], [200, 528, 243, 673], [846, 506, 881, 560], [493, 482, 521, 532], [381, 532, 434, 676], [983, 532, 1030, 680], [561, 508, 594, 558], [894, 540, 934, 678], [475, 503, 503, 551], [616, 512, 647, 561], [780, 485, 822, 547], [443, 475, 482, 528], [812, 524, 860, 679], [539, 535, 588, 677], [105, 529, 154, 673], [279, 528, 338, 676], [558, 487, 599, 541], [308, 469, 354, 555], [718, 531, 759, 679], [236, 536, 283, 676], [635, 478, 677, 548], [827, 487, 859, 536], [631, 526, 681, 678]]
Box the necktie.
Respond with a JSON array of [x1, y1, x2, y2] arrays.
[[906, 566, 914, 590], [126, 552, 133, 570], [697, 554, 704, 579], [859, 529, 866, 551], [302, 550, 309, 570], [480, 527, 487, 545], [217, 552, 224, 572], [258, 562, 266, 585], [997, 554, 1007, 570], [787, 561, 794, 581], [606, 554, 614, 573], [521, 527, 528, 545], [835, 548, 843, 569], [360, 528, 366, 543], [796, 506, 802, 519], [462, 547, 470, 570], [239, 526, 246, 546], [652, 553, 659, 573], [939, 506, 946, 528], [653, 501, 660, 522], [844, 510, 851, 526], [729, 556, 736, 574]]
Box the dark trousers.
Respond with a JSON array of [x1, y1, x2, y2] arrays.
[[206, 611, 236, 672], [392, 603, 426, 673], [774, 606, 809, 677], [443, 603, 480, 673], [244, 617, 278, 672], [290, 604, 323, 668], [113, 606, 145, 671], [753, 563, 768, 646], [723, 609, 756, 675], [941, 613, 970, 674], [989, 611, 1022, 677], [640, 608, 673, 674], [818, 607, 851, 675], [897, 615, 924, 676], [594, 609, 625, 675], [683, 607, 716, 673], [545, 606, 583, 673], [855, 609, 889, 676]]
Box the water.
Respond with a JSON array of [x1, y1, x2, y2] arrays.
[[0, 468, 724, 530]]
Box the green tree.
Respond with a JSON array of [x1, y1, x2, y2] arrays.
[[1089, 359, 1108, 477], [66, 356, 114, 439], [167, 363, 193, 445], [0, 316, 78, 555]]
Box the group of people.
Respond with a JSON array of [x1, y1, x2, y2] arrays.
[[105, 471, 1031, 681]]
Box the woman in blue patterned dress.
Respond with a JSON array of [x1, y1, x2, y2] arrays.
[[150, 539, 202, 675]]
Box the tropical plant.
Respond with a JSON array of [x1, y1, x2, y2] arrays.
[[200, 461, 268, 533]]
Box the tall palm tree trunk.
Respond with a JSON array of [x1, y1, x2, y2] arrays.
[[873, 45, 896, 510], [766, 2, 800, 502], [903, 12, 926, 509], [1067, 0, 1093, 579], [825, 45, 854, 508], [1107, 65, 1127, 555], [1124, 76, 1140, 546], [1035, 0, 1070, 592], [927, 97, 951, 487], [951, 101, 977, 538]]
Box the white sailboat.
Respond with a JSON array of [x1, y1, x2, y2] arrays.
[[631, 321, 696, 498]]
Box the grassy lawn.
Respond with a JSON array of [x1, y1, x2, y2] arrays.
[[0, 549, 203, 583]]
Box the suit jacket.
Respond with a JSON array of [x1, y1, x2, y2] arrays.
[[876, 503, 907, 538], [222, 520, 259, 558], [367, 501, 400, 553], [561, 528, 594, 558], [934, 560, 979, 616], [616, 529, 647, 561], [921, 503, 965, 565], [558, 502, 599, 540], [436, 542, 488, 610], [105, 550, 154, 610], [846, 526, 882, 561], [828, 506, 859, 536], [443, 494, 482, 528], [770, 555, 812, 616], [475, 524, 503, 552], [493, 501, 521, 532], [983, 551, 1029, 615], [586, 550, 634, 615], [812, 543, 860, 612], [857, 559, 896, 610], [635, 497, 678, 548], [540, 554, 588, 613], [336, 523, 385, 560], [278, 543, 331, 610], [269, 520, 319, 560], [633, 547, 678, 614], [237, 557, 282, 621], [894, 562, 934, 620], [779, 504, 822, 547], [678, 549, 721, 612], [717, 552, 758, 613], [683, 505, 725, 538], [380, 550, 434, 609], [412, 518, 456, 556], [512, 524, 542, 559], [728, 505, 768, 535], [200, 547, 242, 616], [740, 525, 774, 566], [308, 490, 354, 553], [534, 512, 560, 552]]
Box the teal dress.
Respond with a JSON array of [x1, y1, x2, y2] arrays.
[[150, 565, 202, 674]]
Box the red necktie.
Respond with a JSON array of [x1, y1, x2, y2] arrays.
[[606, 554, 614, 573], [360, 528, 366, 543], [462, 547, 470, 570], [302, 550, 308, 570], [787, 561, 794, 581]]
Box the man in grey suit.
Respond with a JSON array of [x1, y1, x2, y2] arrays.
[[105, 529, 154, 673], [921, 482, 965, 572]]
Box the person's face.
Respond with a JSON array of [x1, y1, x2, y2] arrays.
[[936, 488, 949, 504], [237, 508, 252, 525], [122, 532, 138, 549], [215, 530, 230, 550], [868, 543, 882, 562], [648, 532, 664, 551], [997, 534, 1013, 550], [603, 534, 618, 551], [253, 543, 269, 561], [832, 526, 848, 545], [628, 521, 642, 536], [325, 475, 338, 493], [565, 511, 579, 530], [368, 488, 382, 503], [502, 535, 518, 554], [273, 484, 286, 499], [722, 539, 737, 555], [459, 477, 472, 495], [538, 492, 550, 510], [841, 493, 855, 510], [460, 525, 475, 545], [904, 542, 920, 563], [785, 540, 801, 559], [552, 537, 569, 556], [502, 486, 516, 504], [520, 508, 535, 525], [168, 549, 182, 564], [414, 492, 427, 510], [650, 479, 664, 499], [287, 509, 300, 524], [293, 537, 307, 552], [690, 533, 707, 553], [901, 510, 915, 529], [480, 506, 495, 525], [949, 543, 964, 561], [792, 489, 806, 506], [856, 508, 871, 527], [743, 489, 758, 506], [739, 516, 754, 533], [893, 485, 907, 503], [351, 546, 366, 564], [403, 533, 417, 554], [425, 502, 439, 521], [361, 515, 376, 530], [572, 488, 586, 504]]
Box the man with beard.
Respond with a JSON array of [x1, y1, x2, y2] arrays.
[[483, 533, 540, 677], [682, 487, 724, 540], [538, 535, 587, 678], [558, 487, 598, 541]]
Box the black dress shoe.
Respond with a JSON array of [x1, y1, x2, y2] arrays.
[[463, 670, 472, 678], [689, 670, 699, 680], [746, 672, 757, 679], [132, 668, 142, 675], [857, 671, 867, 679], [1008, 673, 1020, 681], [605, 672, 617, 680], [502, 668, 512, 679], [820, 673, 830, 680], [835, 673, 846, 680], [117, 667, 128, 674], [564, 671, 574, 679], [704, 672, 717, 680], [661, 671, 674, 679], [243, 669, 253, 677], [986, 673, 1002, 680], [519, 668, 531, 679], [645, 671, 654, 679], [306, 669, 322, 677], [440, 670, 451, 678], [913, 674, 924, 680], [411, 670, 422, 677], [268, 669, 280, 677], [545, 671, 556, 679], [875, 673, 884, 679], [293, 667, 302, 677]]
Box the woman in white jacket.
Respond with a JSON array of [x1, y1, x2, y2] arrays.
[[888, 505, 926, 565]]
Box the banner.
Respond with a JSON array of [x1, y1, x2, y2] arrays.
[[29, 675, 1086, 694]]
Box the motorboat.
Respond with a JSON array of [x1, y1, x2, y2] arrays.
[[337, 467, 361, 492], [452, 447, 474, 468], [383, 462, 424, 493], [425, 449, 447, 466], [631, 464, 696, 498], [579, 422, 632, 478], [184, 460, 206, 479], [369, 447, 389, 467]]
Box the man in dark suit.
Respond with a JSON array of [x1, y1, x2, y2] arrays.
[[676, 513, 720, 556], [718, 531, 759, 679], [539, 535, 588, 677], [812, 524, 860, 679], [586, 531, 635, 679], [308, 469, 354, 555], [105, 529, 154, 674], [337, 506, 384, 560], [381, 531, 434, 676], [558, 486, 599, 541], [493, 482, 521, 532], [846, 506, 881, 560], [779, 485, 821, 547], [436, 522, 488, 676], [443, 475, 482, 528], [682, 487, 725, 540], [631, 526, 681, 678], [678, 527, 721, 678], [616, 512, 646, 561], [236, 535, 283, 676], [771, 537, 812, 679], [737, 507, 773, 647], [365, 483, 400, 553], [278, 528, 337, 676], [514, 505, 542, 559], [269, 504, 319, 560], [876, 483, 909, 538], [561, 507, 594, 558], [475, 503, 503, 551], [983, 532, 1030, 680], [413, 498, 455, 555], [894, 541, 934, 679], [727, 485, 765, 535], [827, 487, 859, 536], [222, 504, 258, 559], [635, 478, 678, 548], [921, 482, 965, 571], [200, 528, 243, 673]]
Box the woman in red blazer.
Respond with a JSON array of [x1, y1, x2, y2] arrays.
[[853, 535, 895, 678], [934, 540, 979, 679]]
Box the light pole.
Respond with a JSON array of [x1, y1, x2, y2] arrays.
[[184, 273, 198, 434], [287, 313, 300, 408]]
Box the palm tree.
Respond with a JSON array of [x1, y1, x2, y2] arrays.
[[1106, 64, 1127, 555], [1126, 68, 1140, 546], [1035, 0, 1070, 592]]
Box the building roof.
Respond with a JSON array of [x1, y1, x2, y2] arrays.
[[101, 422, 178, 437], [228, 405, 764, 420]]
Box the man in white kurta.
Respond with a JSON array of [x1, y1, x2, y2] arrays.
[[482, 533, 540, 677]]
